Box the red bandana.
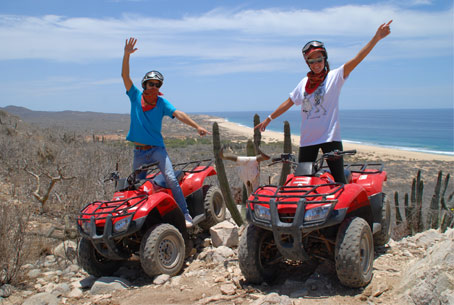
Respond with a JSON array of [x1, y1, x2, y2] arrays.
[[141, 90, 164, 112], [305, 70, 328, 94]]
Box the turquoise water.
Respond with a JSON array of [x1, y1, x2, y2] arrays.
[[202, 109, 454, 156]]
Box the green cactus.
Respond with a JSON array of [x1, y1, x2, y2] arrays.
[[253, 114, 261, 149], [212, 122, 243, 226], [394, 169, 454, 236], [279, 121, 292, 186]]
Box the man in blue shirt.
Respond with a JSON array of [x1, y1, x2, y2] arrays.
[[122, 37, 209, 228]]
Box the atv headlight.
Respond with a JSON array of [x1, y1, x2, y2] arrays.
[[304, 204, 332, 222], [113, 216, 132, 233], [254, 204, 271, 221]]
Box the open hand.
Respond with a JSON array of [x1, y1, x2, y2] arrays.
[[124, 37, 138, 55]]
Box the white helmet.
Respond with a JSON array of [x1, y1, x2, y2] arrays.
[[141, 70, 164, 89]]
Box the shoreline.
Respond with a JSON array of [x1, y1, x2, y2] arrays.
[[208, 117, 454, 162]]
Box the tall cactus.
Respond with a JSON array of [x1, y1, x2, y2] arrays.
[[279, 121, 292, 186], [212, 122, 243, 226], [429, 171, 443, 229], [393, 169, 454, 236], [253, 114, 261, 149], [242, 139, 256, 204]]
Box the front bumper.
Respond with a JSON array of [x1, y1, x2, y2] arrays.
[[247, 199, 348, 261], [78, 215, 147, 260]]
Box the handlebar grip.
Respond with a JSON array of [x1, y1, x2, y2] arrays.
[[342, 149, 357, 154], [271, 157, 281, 162]]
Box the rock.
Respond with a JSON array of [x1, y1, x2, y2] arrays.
[[51, 283, 70, 297], [210, 221, 239, 248], [153, 274, 170, 285], [398, 228, 454, 305], [22, 292, 59, 305], [27, 269, 42, 279], [53, 241, 77, 261], [0, 284, 13, 297], [68, 287, 83, 298], [220, 284, 236, 295], [90, 277, 130, 295], [251, 293, 292, 305]]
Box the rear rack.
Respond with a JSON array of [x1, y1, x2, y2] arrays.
[[146, 159, 214, 177], [345, 162, 384, 174], [249, 183, 344, 205], [78, 194, 148, 222]]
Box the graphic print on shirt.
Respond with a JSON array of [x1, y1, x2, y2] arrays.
[[302, 82, 326, 119]]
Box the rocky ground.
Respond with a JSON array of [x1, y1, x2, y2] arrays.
[[1, 111, 453, 305], [1, 218, 453, 305]]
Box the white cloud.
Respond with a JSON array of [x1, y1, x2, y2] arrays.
[[0, 4, 451, 74]]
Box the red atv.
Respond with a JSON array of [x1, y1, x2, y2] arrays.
[[77, 159, 226, 278], [238, 150, 391, 288]]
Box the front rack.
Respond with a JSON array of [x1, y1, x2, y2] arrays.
[[78, 194, 148, 222], [249, 183, 344, 205]]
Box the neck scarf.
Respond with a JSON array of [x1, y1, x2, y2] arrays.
[[141, 90, 163, 112], [305, 69, 328, 94]]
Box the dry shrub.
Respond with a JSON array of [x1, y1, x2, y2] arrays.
[[0, 205, 31, 285]]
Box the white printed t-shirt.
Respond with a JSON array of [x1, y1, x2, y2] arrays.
[[289, 65, 347, 147]]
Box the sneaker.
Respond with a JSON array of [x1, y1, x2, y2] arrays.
[[184, 213, 193, 228]]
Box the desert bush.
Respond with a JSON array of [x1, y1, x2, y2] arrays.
[[0, 204, 30, 285]]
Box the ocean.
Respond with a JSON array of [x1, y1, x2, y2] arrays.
[[202, 109, 454, 156]]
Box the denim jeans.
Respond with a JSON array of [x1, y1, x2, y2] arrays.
[[133, 146, 189, 215]]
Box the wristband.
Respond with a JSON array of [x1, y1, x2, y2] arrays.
[[268, 115, 273, 121]]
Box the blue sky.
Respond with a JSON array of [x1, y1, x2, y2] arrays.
[[0, 0, 452, 114]]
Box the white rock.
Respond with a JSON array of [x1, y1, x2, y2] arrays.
[[210, 221, 239, 248]]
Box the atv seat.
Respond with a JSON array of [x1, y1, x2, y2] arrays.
[[153, 170, 184, 188], [314, 168, 352, 183]]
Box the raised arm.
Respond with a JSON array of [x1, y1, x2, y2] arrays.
[[343, 20, 392, 79], [173, 110, 209, 136], [122, 37, 138, 91], [255, 97, 294, 132]]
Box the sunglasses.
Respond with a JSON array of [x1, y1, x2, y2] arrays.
[[307, 57, 324, 65], [147, 82, 162, 88]]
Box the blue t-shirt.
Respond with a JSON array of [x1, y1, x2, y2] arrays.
[[126, 84, 176, 147]]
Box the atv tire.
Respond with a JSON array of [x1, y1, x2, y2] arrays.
[[373, 194, 392, 246], [140, 223, 185, 277], [199, 185, 226, 230], [335, 217, 374, 288], [77, 238, 121, 277], [238, 224, 280, 284]]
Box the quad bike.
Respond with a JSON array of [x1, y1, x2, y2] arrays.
[[77, 159, 226, 278], [238, 150, 391, 288]]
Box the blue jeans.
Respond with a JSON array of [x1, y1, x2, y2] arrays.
[[133, 146, 189, 215]]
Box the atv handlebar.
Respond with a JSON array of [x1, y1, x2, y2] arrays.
[[269, 150, 357, 170]]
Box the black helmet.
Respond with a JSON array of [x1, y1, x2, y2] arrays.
[[141, 70, 164, 89], [302, 40, 328, 61]]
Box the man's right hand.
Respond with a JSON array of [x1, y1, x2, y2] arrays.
[[124, 37, 138, 55]]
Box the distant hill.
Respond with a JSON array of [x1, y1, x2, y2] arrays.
[[1, 106, 130, 133]]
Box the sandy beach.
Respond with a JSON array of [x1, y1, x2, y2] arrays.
[[208, 117, 454, 162]]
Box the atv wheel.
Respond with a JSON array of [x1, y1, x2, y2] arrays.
[[77, 238, 121, 276], [373, 194, 392, 246], [199, 185, 226, 230], [335, 217, 374, 288], [238, 224, 280, 284], [140, 223, 185, 277]]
